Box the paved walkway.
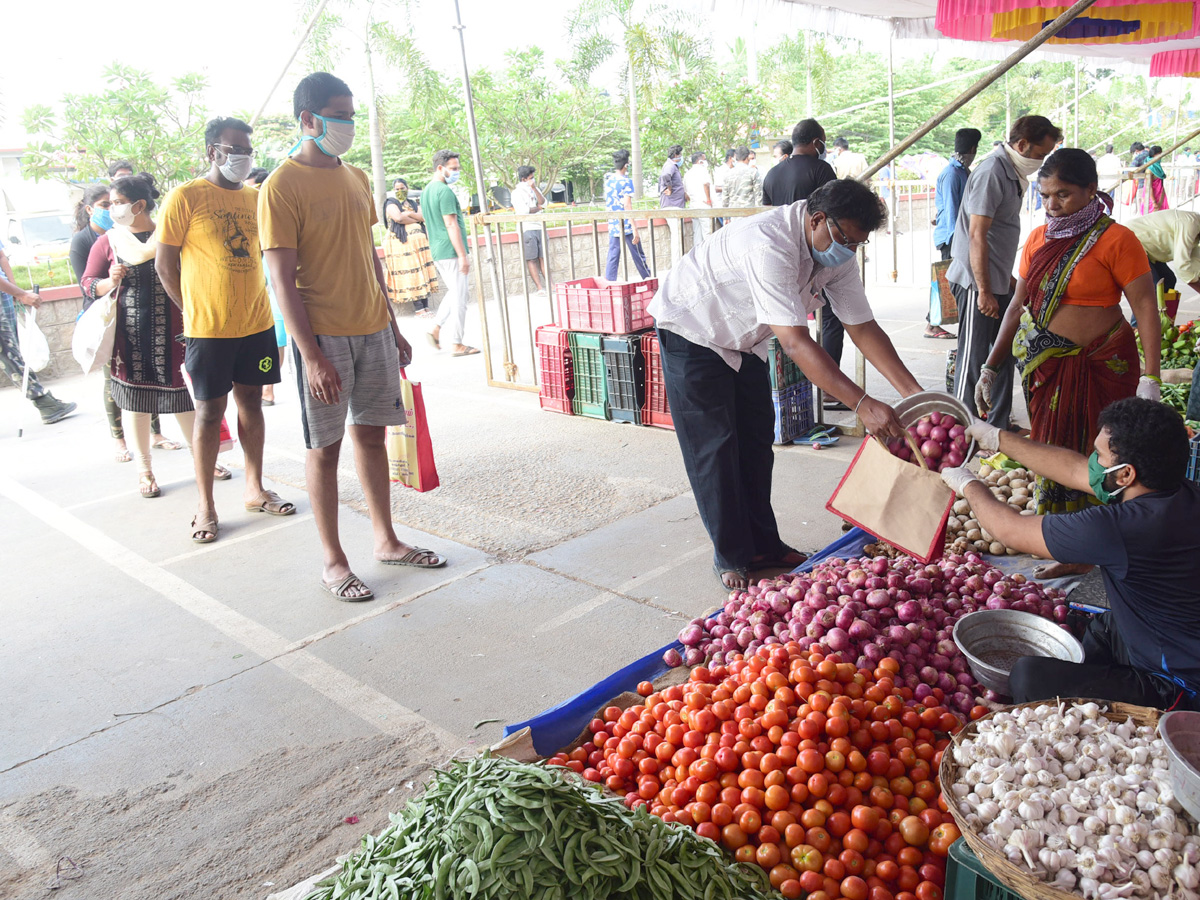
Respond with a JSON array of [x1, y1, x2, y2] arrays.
[[0, 282, 1183, 897]]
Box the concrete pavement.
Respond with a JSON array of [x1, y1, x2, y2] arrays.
[[0, 281, 1161, 897]]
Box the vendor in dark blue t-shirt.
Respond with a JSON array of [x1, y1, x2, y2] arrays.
[[941, 398, 1200, 710]]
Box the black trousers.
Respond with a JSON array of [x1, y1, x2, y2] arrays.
[[821, 302, 845, 366], [1151, 259, 1177, 292], [1010, 613, 1195, 710], [657, 327, 785, 572], [951, 283, 1014, 428]]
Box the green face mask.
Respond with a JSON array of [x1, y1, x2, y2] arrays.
[[1088, 451, 1129, 504], [395, 187, 408, 200]]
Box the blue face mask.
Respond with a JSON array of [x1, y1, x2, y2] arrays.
[[811, 218, 857, 268], [91, 207, 113, 231], [446, 170, 461, 185], [289, 112, 356, 157]]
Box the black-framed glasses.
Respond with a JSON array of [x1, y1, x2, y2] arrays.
[[830, 216, 869, 250], [215, 142, 253, 156]]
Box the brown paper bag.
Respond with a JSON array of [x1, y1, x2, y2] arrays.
[[931, 259, 958, 326], [826, 436, 955, 563]]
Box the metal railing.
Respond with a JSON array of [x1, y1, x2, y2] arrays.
[[466, 206, 766, 392]]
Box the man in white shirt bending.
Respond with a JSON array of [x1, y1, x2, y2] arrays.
[[649, 178, 924, 591], [683, 151, 714, 249]]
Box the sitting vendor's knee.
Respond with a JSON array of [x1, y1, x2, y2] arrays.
[[1008, 656, 1054, 704]]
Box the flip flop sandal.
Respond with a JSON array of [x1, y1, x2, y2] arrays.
[[425, 332, 440, 350], [152, 438, 184, 451], [795, 426, 840, 447], [190, 512, 218, 543], [451, 346, 481, 357], [923, 326, 956, 340], [139, 474, 161, 499], [378, 547, 447, 568], [755, 545, 810, 569], [261, 399, 275, 407], [214, 464, 233, 481], [115, 448, 133, 463], [244, 490, 296, 516], [321, 573, 375, 602], [712, 561, 749, 590]]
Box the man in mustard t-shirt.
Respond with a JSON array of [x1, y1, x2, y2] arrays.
[[157, 116, 295, 545], [258, 72, 445, 603]]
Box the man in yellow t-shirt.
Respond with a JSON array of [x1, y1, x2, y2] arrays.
[[259, 72, 442, 604], [157, 116, 295, 545]]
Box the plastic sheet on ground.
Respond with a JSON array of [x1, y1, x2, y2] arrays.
[[502, 527, 1089, 757]]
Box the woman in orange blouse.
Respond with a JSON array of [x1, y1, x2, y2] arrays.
[[977, 150, 1161, 570]]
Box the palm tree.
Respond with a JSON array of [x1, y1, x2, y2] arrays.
[[568, 0, 705, 198]]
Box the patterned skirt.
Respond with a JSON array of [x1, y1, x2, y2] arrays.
[[383, 228, 440, 308], [110, 263, 194, 414], [1014, 310, 1137, 514]]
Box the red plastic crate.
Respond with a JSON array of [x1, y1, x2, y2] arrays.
[[640, 332, 674, 430], [536, 324, 573, 415], [554, 277, 657, 334]]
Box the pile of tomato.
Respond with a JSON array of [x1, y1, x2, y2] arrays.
[[547, 643, 964, 900]]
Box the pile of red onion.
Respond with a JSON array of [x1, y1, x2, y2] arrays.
[[664, 551, 1070, 711], [887, 411, 968, 472]]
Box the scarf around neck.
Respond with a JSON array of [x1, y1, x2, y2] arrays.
[[1044, 197, 1104, 239], [107, 223, 158, 265]]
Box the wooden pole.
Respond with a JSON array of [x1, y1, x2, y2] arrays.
[[859, 0, 1101, 183], [249, 0, 332, 127]]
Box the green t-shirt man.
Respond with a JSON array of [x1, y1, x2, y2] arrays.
[[421, 179, 467, 262]]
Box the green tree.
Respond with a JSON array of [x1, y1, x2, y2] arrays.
[[568, 0, 706, 198], [642, 73, 769, 171], [21, 65, 208, 188], [470, 49, 623, 195]]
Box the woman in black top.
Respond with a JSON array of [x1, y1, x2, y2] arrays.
[[72, 184, 179, 460], [382, 177, 440, 317]]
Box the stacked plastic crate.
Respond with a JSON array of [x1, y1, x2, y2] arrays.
[[767, 336, 815, 444], [536, 277, 659, 425]]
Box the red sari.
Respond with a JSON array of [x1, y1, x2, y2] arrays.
[[1013, 209, 1138, 513]]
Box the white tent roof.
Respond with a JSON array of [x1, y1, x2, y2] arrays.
[[720, 0, 1200, 68]]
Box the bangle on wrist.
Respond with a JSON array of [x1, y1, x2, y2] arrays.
[[853, 392, 869, 416], [981, 363, 998, 373], [1146, 374, 1162, 384]]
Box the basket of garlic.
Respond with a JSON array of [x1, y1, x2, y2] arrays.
[[946, 464, 1039, 557], [937, 699, 1200, 900]]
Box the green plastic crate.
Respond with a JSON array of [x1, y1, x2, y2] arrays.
[[568, 332, 609, 420], [767, 336, 806, 391], [945, 839, 1022, 900]]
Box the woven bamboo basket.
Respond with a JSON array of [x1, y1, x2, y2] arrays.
[[938, 698, 1162, 900]]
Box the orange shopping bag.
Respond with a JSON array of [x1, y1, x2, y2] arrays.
[[386, 368, 440, 491]]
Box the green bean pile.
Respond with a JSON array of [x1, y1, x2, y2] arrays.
[[305, 754, 775, 900]]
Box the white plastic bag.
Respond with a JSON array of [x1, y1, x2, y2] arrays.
[[17, 305, 51, 372], [72, 292, 119, 375]]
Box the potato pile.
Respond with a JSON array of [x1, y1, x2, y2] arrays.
[[946, 464, 1037, 556]]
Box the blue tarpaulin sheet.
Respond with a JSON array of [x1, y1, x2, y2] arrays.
[[502, 527, 1086, 756]]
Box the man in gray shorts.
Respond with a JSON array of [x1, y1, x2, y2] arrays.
[[260, 71, 447, 602], [510, 164, 547, 294]]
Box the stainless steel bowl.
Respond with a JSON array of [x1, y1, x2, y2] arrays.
[[1160, 712, 1200, 822], [952, 609, 1084, 697], [892, 391, 977, 462]]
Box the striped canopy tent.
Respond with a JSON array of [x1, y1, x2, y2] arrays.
[[937, 0, 1198, 45], [1151, 46, 1200, 75]]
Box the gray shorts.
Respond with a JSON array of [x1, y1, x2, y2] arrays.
[[521, 229, 542, 261], [295, 327, 404, 449]]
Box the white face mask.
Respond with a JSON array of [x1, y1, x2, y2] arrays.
[[217, 149, 254, 184], [292, 113, 355, 158], [1005, 143, 1043, 179], [110, 202, 136, 227]]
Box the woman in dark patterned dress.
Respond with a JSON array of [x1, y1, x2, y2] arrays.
[[82, 173, 197, 498]]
